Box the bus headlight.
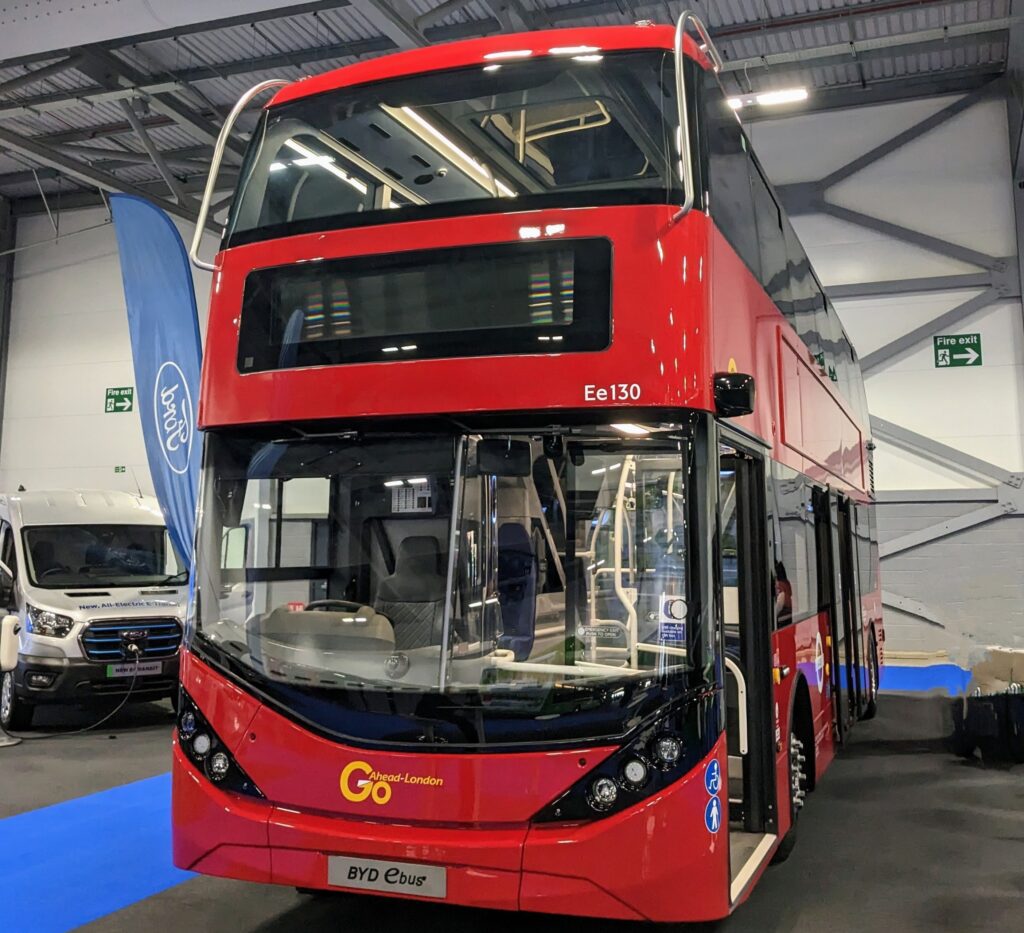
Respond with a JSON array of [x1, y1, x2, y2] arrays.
[[589, 777, 619, 810], [26, 605, 74, 638], [653, 734, 683, 766], [177, 691, 264, 799], [532, 698, 712, 823]]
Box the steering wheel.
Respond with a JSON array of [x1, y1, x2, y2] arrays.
[[39, 566, 70, 579], [303, 599, 365, 613]]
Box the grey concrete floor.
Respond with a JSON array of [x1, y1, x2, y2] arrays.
[[3, 696, 1021, 932]]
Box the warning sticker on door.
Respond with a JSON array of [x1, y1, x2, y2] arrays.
[[659, 594, 687, 643]]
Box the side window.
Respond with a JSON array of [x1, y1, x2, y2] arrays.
[[855, 504, 873, 598], [782, 217, 823, 361], [749, 155, 790, 314], [770, 464, 819, 626], [0, 522, 17, 578], [701, 75, 760, 278]]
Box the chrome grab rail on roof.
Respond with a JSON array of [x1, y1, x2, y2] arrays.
[[189, 78, 288, 272], [673, 10, 724, 222]]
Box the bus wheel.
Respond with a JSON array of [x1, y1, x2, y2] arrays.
[[860, 632, 880, 721], [772, 732, 808, 864], [1, 670, 34, 731]]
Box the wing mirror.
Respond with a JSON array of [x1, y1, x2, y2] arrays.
[[713, 372, 755, 418]]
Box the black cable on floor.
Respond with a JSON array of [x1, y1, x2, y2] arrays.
[[9, 650, 145, 741]]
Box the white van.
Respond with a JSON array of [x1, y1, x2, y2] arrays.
[[0, 490, 188, 730]]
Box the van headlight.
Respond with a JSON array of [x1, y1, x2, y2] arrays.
[[26, 605, 74, 638]]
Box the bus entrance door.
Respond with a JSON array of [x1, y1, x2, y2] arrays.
[[814, 489, 860, 742], [719, 441, 776, 900]]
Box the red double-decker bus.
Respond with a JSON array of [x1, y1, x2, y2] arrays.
[[175, 14, 882, 922]]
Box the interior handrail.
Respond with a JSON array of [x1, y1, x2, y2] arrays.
[[723, 655, 750, 755], [189, 78, 288, 272], [672, 10, 724, 222]]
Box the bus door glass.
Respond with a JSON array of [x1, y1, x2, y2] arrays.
[[836, 497, 865, 718], [719, 442, 774, 875], [813, 488, 857, 742]]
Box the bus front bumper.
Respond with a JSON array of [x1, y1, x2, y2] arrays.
[[172, 735, 731, 923]]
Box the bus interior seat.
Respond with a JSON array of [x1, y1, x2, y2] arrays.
[[374, 536, 447, 650], [496, 522, 537, 661]]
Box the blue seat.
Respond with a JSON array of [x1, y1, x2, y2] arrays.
[[496, 523, 537, 662]]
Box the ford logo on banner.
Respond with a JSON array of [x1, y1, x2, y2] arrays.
[[110, 194, 203, 567], [155, 361, 194, 476]]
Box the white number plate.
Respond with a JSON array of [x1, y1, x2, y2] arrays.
[[105, 661, 162, 677], [327, 856, 447, 899]]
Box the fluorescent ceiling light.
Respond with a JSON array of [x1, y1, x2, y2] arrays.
[[284, 138, 368, 194], [292, 154, 335, 168], [406, 477, 428, 485], [756, 87, 808, 106], [572, 54, 604, 63], [550, 45, 600, 55], [384, 480, 404, 487], [730, 87, 808, 109], [611, 423, 651, 436], [483, 64, 501, 72]]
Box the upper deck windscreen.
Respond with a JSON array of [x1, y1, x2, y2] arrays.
[[226, 50, 679, 245]]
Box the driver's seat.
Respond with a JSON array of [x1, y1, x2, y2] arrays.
[[374, 537, 446, 650]]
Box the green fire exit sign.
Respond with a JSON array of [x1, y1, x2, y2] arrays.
[[105, 386, 134, 412], [933, 334, 982, 368]]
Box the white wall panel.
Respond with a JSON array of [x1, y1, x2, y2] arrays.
[[0, 206, 216, 496], [828, 99, 1016, 258], [746, 95, 958, 185], [788, 214, 980, 285]]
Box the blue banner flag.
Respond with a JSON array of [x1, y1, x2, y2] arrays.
[[110, 195, 203, 566]]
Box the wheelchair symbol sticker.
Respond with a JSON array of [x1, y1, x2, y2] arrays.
[[704, 759, 721, 796], [705, 795, 722, 834]]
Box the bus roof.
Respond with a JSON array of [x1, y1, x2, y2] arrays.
[[0, 490, 165, 528], [269, 24, 708, 108]]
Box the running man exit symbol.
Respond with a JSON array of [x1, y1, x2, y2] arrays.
[[933, 334, 982, 368], [105, 386, 134, 412]]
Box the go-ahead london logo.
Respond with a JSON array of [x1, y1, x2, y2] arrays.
[[153, 361, 194, 476], [340, 760, 444, 806]]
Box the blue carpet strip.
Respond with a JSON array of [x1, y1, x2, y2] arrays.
[[880, 664, 971, 696], [0, 773, 191, 932]]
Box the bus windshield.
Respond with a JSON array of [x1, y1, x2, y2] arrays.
[[227, 50, 679, 245], [190, 423, 713, 747]]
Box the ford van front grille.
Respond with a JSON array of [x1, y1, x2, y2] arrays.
[[81, 619, 183, 661]]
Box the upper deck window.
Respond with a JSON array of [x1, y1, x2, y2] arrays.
[[226, 51, 679, 246]]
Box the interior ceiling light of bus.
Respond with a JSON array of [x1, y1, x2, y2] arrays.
[[282, 139, 368, 194], [728, 87, 808, 109], [381, 104, 517, 198], [611, 424, 652, 436]]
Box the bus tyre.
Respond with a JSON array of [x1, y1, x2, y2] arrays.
[[1, 670, 34, 731], [772, 732, 807, 864], [861, 632, 880, 721]]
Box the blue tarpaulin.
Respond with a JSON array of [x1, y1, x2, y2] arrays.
[[110, 195, 203, 566]]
